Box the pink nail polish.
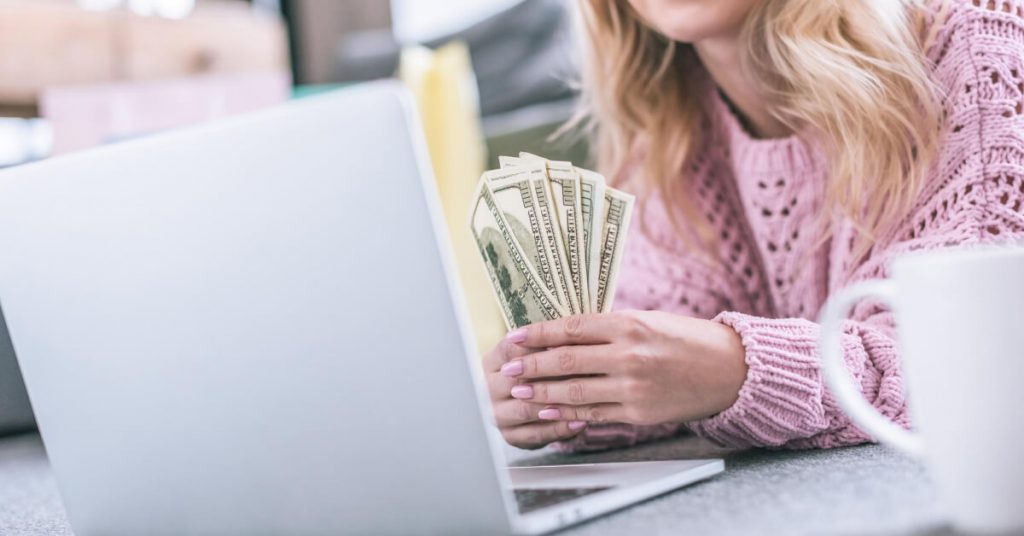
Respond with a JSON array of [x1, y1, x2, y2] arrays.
[[538, 408, 561, 420], [510, 385, 534, 399], [568, 420, 587, 431], [500, 360, 523, 377], [505, 327, 528, 344]]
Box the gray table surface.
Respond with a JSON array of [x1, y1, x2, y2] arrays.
[[0, 431, 958, 536]]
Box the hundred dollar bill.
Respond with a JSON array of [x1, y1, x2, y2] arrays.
[[595, 187, 635, 313], [497, 155, 522, 169], [575, 167, 606, 312], [469, 179, 565, 329], [497, 156, 577, 313], [484, 164, 566, 310], [517, 153, 587, 314]]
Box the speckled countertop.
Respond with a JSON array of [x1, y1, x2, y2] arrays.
[[1, 431, 957, 536]]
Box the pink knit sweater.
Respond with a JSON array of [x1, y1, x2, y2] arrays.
[[559, 0, 1024, 452]]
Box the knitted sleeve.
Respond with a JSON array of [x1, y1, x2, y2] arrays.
[[688, 0, 1024, 449]]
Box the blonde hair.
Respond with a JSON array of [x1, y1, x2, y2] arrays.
[[569, 0, 945, 259]]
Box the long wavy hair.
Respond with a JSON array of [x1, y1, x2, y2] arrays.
[[568, 0, 947, 259]]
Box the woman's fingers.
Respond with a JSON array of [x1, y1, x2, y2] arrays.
[[492, 399, 553, 427], [508, 314, 627, 348], [494, 398, 623, 427], [499, 344, 621, 380], [509, 377, 621, 406], [483, 337, 534, 373], [493, 386, 626, 424], [534, 403, 625, 424], [501, 420, 588, 450], [487, 371, 517, 400]]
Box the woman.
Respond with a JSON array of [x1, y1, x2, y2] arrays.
[[485, 0, 1024, 451]]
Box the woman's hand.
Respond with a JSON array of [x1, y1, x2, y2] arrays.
[[484, 335, 590, 450], [494, 310, 748, 431]]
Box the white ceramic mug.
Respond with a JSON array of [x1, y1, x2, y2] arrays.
[[818, 246, 1024, 533]]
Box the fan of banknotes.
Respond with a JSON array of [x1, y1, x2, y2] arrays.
[[469, 153, 635, 329]]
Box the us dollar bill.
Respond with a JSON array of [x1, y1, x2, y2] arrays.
[[595, 188, 635, 313], [497, 155, 522, 169], [469, 179, 565, 329], [478, 154, 632, 323], [497, 156, 577, 313], [518, 154, 587, 314], [575, 167, 606, 312], [484, 164, 567, 310]]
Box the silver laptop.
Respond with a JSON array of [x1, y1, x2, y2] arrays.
[[0, 81, 722, 535]]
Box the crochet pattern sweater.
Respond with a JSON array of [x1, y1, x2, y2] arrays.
[[559, 0, 1024, 452]]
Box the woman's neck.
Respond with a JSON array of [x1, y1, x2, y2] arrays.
[[694, 35, 792, 139]]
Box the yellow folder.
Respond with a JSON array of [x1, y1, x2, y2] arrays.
[[399, 42, 505, 356]]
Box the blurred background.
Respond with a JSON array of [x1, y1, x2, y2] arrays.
[[0, 0, 589, 433], [0, 0, 586, 168]]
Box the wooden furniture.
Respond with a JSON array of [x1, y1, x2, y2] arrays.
[[0, 0, 289, 117]]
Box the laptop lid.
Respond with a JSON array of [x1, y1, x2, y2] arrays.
[[0, 82, 515, 535]]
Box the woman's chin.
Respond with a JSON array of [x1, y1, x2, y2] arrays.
[[627, 0, 758, 44]]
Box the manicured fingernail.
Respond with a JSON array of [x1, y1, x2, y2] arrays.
[[505, 327, 528, 344], [538, 408, 561, 420], [568, 420, 587, 431], [510, 385, 534, 399], [500, 360, 523, 377]]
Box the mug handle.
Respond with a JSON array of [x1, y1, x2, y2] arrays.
[[818, 279, 924, 457]]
